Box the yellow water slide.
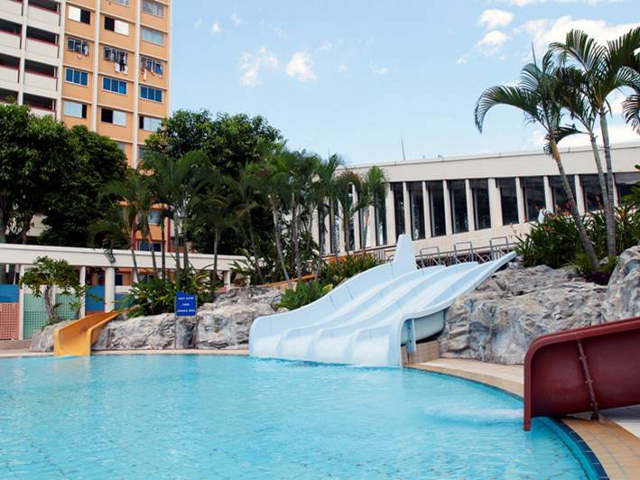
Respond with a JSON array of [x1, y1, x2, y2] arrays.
[[53, 311, 120, 357]]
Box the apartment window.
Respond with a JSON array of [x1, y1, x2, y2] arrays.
[[23, 93, 55, 111], [65, 67, 88, 86], [0, 19, 21, 36], [26, 26, 57, 44], [101, 108, 126, 126], [139, 115, 162, 131], [142, 0, 164, 17], [427, 181, 446, 237], [0, 54, 19, 70], [449, 180, 468, 234], [521, 176, 545, 222], [549, 175, 576, 213], [112, 0, 130, 5], [374, 192, 387, 246], [142, 27, 163, 45], [103, 76, 127, 94], [63, 101, 87, 119], [104, 17, 129, 36], [67, 36, 89, 55], [148, 210, 162, 226], [140, 85, 162, 102], [140, 56, 163, 75], [408, 182, 425, 240], [68, 5, 90, 24], [25, 60, 55, 77], [390, 183, 405, 238], [138, 241, 161, 252], [103, 46, 129, 73], [498, 178, 519, 225], [30, 0, 59, 13], [470, 179, 491, 230], [580, 175, 602, 212]]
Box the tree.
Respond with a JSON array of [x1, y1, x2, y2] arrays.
[[475, 50, 600, 272], [40, 126, 127, 248], [551, 28, 640, 257], [357, 166, 388, 252], [334, 169, 366, 255], [311, 154, 342, 275], [19, 256, 82, 324]]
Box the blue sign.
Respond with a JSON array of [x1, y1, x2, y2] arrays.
[[175, 292, 197, 317]]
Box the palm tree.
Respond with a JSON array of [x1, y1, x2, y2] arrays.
[[475, 50, 599, 272], [551, 29, 640, 257], [334, 169, 365, 255], [356, 166, 388, 252], [618, 28, 640, 133]]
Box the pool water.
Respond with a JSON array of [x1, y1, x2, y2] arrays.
[[0, 356, 590, 479]]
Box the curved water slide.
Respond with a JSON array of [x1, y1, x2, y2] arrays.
[[250, 235, 515, 367]]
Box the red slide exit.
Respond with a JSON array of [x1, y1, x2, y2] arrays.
[[524, 316, 640, 431]]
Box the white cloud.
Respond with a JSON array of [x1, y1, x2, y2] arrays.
[[479, 9, 514, 29], [240, 47, 279, 87], [502, 0, 618, 6], [318, 41, 333, 52], [210, 21, 221, 34], [286, 52, 317, 82], [194, 17, 203, 29], [231, 13, 243, 26], [371, 65, 389, 75], [520, 16, 640, 55], [338, 64, 348, 72], [477, 30, 510, 55], [532, 123, 640, 149]]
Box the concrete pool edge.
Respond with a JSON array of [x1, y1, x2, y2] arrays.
[[0, 349, 249, 358], [408, 359, 640, 480]]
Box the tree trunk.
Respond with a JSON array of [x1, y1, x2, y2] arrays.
[[315, 207, 325, 281], [44, 285, 55, 322], [550, 141, 599, 272], [160, 215, 166, 282], [213, 229, 219, 285], [272, 205, 292, 289], [182, 221, 190, 280], [174, 216, 182, 291], [247, 219, 264, 284], [0, 218, 7, 284], [599, 112, 617, 257], [290, 198, 303, 280], [130, 219, 140, 282], [147, 228, 158, 279], [361, 208, 369, 254]]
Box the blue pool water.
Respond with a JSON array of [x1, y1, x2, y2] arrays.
[[0, 356, 591, 479]]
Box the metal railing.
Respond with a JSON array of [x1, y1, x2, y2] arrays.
[[417, 236, 513, 267]]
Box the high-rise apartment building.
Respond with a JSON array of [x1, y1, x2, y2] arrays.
[[0, 0, 171, 169]]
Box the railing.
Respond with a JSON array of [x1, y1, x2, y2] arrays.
[[417, 236, 513, 267]]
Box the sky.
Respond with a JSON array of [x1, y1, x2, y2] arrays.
[[171, 0, 640, 166]]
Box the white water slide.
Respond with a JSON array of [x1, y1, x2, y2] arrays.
[[249, 235, 516, 367]]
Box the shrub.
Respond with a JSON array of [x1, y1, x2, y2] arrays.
[[318, 253, 383, 286], [277, 281, 333, 310]]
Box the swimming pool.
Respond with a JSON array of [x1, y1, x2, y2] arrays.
[[0, 355, 593, 479]]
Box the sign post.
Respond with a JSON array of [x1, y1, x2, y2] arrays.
[[175, 292, 197, 349]]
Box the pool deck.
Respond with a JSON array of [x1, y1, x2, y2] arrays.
[[0, 349, 249, 358], [408, 358, 640, 480]]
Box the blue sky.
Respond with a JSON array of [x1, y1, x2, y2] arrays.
[[171, 0, 639, 166]]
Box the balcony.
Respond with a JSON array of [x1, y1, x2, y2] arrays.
[[0, 0, 22, 16], [26, 38, 58, 59], [28, 4, 60, 27], [30, 106, 54, 117], [24, 71, 56, 91], [0, 30, 21, 50], [0, 65, 18, 84]]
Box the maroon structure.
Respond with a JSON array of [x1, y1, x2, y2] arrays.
[[524, 316, 640, 431]]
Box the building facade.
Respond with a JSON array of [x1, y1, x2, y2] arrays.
[[0, 0, 171, 249], [315, 143, 640, 257]]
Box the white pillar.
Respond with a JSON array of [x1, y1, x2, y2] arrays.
[[385, 183, 396, 244], [488, 178, 503, 228], [575, 175, 586, 215], [465, 179, 475, 232], [443, 180, 453, 235], [515, 177, 525, 223], [402, 182, 411, 238], [223, 270, 231, 288], [422, 181, 431, 238], [79, 266, 86, 318], [104, 267, 116, 312], [18, 265, 25, 340], [366, 205, 375, 249], [543, 176, 554, 212], [352, 186, 361, 250]]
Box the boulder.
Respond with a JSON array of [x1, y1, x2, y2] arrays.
[[604, 245, 640, 321], [93, 314, 196, 350], [29, 320, 74, 352]]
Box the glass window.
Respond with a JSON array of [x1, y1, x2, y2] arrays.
[[140, 85, 162, 102], [142, 27, 163, 45], [374, 192, 387, 246], [471, 179, 491, 230], [498, 178, 519, 225], [139, 115, 162, 131], [65, 67, 88, 86], [148, 210, 162, 226], [103, 76, 127, 94], [68, 6, 90, 24], [390, 183, 405, 238], [408, 182, 425, 240], [580, 175, 602, 212], [63, 100, 86, 119], [549, 176, 576, 214], [112, 0, 130, 5], [138, 241, 161, 252], [521, 176, 545, 222], [113, 110, 126, 126], [426, 181, 446, 237], [67, 36, 89, 55], [143, 0, 164, 17], [141, 56, 163, 75], [449, 180, 468, 234]]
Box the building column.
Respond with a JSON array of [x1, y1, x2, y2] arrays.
[[465, 179, 475, 232], [402, 182, 411, 239], [543, 176, 554, 212], [366, 205, 376, 249], [385, 183, 396, 244], [443, 180, 453, 235], [336, 204, 345, 253], [79, 266, 86, 318], [18, 265, 25, 340], [488, 178, 502, 228], [515, 177, 525, 223], [575, 175, 586, 215], [352, 185, 361, 250], [104, 267, 116, 312], [422, 181, 431, 238]]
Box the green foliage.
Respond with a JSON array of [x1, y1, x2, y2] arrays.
[[19, 256, 82, 324], [319, 254, 384, 286], [515, 214, 581, 268], [277, 282, 333, 311]]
